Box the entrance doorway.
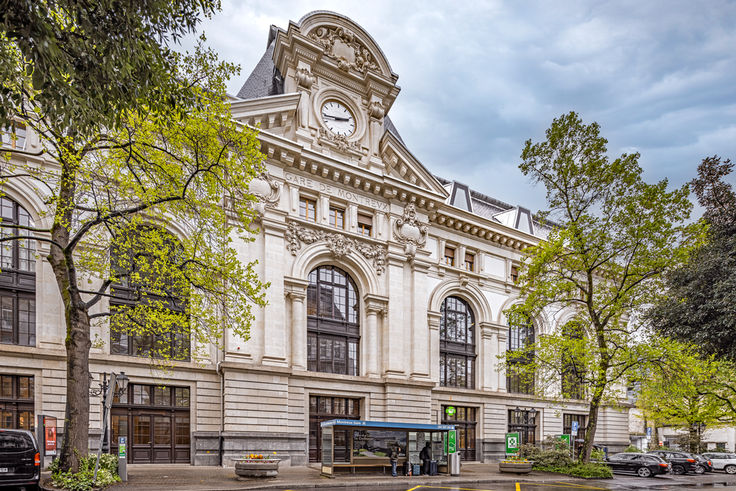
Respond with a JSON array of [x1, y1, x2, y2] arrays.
[[308, 396, 360, 462], [442, 405, 477, 461], [111, 383, 190, 463]]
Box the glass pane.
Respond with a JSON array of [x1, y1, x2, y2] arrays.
[[175, 416, 190, 445], [154, 386, 170, 406], [112, 414, 128, 443], [133, 415, 151, 445], [154, 416, 171, 445], [133, 385, 150, 405], [18, 376, 32, 399], [1, 296, 14, 343], [0, 376, 11, 398], [175, 387, 190, 407]]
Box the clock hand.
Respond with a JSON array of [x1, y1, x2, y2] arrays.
[[322, 113, 351, 122]]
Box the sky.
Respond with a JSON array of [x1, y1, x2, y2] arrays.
[[184, 0, 736, 214]]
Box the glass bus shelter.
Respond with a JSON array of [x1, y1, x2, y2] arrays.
[[320, 419, 455, 476]]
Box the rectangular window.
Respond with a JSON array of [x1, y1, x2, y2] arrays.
[[508, 408, 538, 445], [0, 374, 34, 430], [464, 252, 475, 271], [510, 265, 519, 283], [357, 214, 373, 237], [1, 122, 26, 150], [444, 246, 456, 266], [329, 207, 345, 229], [299, 197, 317, 222]]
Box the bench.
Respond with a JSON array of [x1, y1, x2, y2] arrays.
[[333, 458, 407, 475]]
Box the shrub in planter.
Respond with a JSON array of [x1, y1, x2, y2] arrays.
[[567, 463, 613, 479], [534, 448, 573, 468]]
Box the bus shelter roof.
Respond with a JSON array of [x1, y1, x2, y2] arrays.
[[320, 419, 455, 431]]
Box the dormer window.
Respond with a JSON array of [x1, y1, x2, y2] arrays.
[[448, 181, 473, 213], [444, 246, 456, 267], [299, 197, 317, 222], [1, 122, 26, 150]]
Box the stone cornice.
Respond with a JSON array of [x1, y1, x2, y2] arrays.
[[230, 92, 300, 130]]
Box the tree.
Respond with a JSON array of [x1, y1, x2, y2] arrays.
[[635, 341, 736, 453], [0, 0, 219, 135], [649, 157, 736, 360], [0, 41, 267, 472], [505, 112, 693, 462]]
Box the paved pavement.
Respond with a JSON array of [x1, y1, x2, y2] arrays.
[[41, 462, 736, 490]]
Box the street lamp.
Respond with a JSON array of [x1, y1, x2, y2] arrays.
[[89, 371, 129, 483]]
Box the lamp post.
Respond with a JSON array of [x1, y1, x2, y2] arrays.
[[89, 371, 129, 483]]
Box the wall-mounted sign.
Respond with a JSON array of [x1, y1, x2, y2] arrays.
[[445, 406, 456, 417], [447, 430, 457, 454], [571, 421, 579, 436]]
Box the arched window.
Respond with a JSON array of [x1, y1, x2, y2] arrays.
[[0, 197, 36, 346], [440, 296, 475, 389], [306, 265, 359, 376], [109, 226, 189, 360], [507, 319, 535, 394]]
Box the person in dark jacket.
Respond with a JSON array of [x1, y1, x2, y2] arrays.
[[390, 446, 399, 476], [419, 441, 432, 475]]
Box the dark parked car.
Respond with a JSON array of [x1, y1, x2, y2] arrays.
[[647, 450, 698, 475], [694, 454, 713, 474], [606, 452, 670, 477], [0, 429, 40, 490]]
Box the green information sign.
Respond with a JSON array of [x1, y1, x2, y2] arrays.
[[505, 432, 520, 454], [445, 406, 456, 417], [446, 430, 457, 453], [559, 434, 571, 447], [118, 443, 126, 458]]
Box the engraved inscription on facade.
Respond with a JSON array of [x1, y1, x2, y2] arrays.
[[285, 172, 389, 211]]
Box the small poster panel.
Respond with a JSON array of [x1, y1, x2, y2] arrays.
[[505, 432, 520, 454], [44, 416, 57, 456]]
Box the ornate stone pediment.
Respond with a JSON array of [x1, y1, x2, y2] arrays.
[[318, 127, 361, 154], [285, 220, 387, 275], [393, 204, 428, 258], [309, 25, 380, 74]]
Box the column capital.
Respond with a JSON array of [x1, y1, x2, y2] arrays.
[[284, 275, 308, 301], [364, 293, 389, 314]]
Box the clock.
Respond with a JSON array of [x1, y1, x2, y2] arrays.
[[321, 100, 356, 136]]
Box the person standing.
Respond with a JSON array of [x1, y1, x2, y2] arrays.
[[420, 441, 432, 475], [390, 446, 399, 477]]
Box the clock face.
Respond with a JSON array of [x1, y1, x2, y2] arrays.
[[321, 100, 356, 136]]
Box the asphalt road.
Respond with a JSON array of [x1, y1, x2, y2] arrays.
[[284, 474, 736, 491]]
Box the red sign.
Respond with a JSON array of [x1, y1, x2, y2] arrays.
[[44, 416, 57, 455]]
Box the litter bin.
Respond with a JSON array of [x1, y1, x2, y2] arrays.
[[429, 460, 438, 476], [449, 452, 460, 476]]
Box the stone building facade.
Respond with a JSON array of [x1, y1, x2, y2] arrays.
[[0, 11, 630, 466]]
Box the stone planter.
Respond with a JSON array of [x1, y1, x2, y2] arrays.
[[234, 459, 281, 479], [499, 461, 534, 474]]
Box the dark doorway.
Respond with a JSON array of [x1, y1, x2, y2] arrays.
[[442, 405, 477, 461], [308, 396, 360, 462], [111, 383, 190, 463]]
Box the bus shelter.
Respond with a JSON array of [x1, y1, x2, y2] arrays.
[[320, 419, 456, 476]]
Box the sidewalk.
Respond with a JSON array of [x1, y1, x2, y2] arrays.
[[42, 462, 736, 490]]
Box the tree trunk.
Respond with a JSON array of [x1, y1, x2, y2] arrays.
[[581, 386, 604, 463], [49, 147, 92, 473]]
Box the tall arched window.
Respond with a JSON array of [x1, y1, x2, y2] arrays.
[[507, 319, 535, 394], [440, 296, 475, 389], [0, 197, 36, 346], [306, 265, 359, 376], [109, 226, 189, 360]]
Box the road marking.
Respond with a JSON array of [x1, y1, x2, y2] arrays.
[[516, 483, 521, 491], [405, 486, 498, 491], [519, 483, 607, 490]]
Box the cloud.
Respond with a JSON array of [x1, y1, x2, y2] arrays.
[[185, 0, 736, 214]]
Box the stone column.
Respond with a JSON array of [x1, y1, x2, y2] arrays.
[[427, 311, 441, 383], [285, 276, 309, 371], [498, 326, 508, 392], [479, 322, 495, 391], [364, 294, 388, 377]]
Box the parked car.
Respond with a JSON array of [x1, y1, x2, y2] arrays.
[[701, 453, 736, 474], [606, 452, 670, 477], [0, 428, 40, 490], [694, 454, 713, 474], [647, 450, 698, 475]]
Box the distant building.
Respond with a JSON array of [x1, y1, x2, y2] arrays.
[[0, 11, 630, 466]]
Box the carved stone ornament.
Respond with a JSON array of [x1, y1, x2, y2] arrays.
[[393, 204, 428, 258], [309, 26, 380, 74], [295, 67, 316, 89], [368, 101, 385, 120], [318, 127, 361, 153], [285, 221, 387, 275], [249, 170, 281, 215]]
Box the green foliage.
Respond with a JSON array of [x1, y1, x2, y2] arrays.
[[567, 463, 613, 478], [50, 454, 120, 491], [590, 448, 606, 461], [518, 443, 542, 460], [623, 445, 640, 453], [534, 448, 573, 468], [503, 112, 693, 461], [0, 1, 221, 135], [650, 156, 736, 361]]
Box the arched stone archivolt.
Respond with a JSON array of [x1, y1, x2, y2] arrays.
[[289, 241, 382, 297], [1, 179, 51, 231], [427, 280, 492, 325], [497, 296, 550, 334]]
